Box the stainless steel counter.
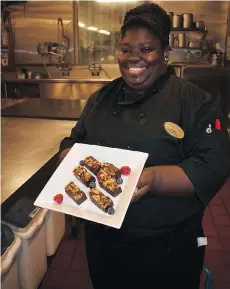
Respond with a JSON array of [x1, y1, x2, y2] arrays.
[[1, 99, 26, 109], [1, 78, 111, 84], [1, 117, 76, 203], [2, 65, 229, 101]]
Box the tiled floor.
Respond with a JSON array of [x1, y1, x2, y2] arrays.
[[39, 178, 230, 289]]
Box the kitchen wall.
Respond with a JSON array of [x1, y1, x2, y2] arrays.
[[10, 1, 73, 64], [8, 1, 230, 66]]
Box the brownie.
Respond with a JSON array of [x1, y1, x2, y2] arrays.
[[83, 156, 101, 175], [99, 178, 122, 197], [97, 168, 110, 182], [89, 188, 114, 214], [73, 166, 96, 187], [65, 181, 87, 205], [101, 163, 121, 179]]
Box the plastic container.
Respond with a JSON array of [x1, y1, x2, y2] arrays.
[[1, 225, 21, 289], [45, 210, 66, 256], [2, 208, 48, 289]]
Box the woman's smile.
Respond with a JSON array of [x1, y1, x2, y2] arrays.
[[127, 66, 146, 74], [126, 66, 147, 76]]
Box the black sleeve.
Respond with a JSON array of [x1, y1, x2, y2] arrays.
[[59, 91, 98, 152], [178, 83, 230, 206]]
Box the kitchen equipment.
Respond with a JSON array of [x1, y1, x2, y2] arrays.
[[188, 41, 201, 49], [173, 33, 186, 48], [184, 50, 193, 63], [2, 208, 48, 289], [211, 54, 220, 66], [173, 37, 179, 48], [16, 73, 25, 79], [194, 50, 202, 63], [173, 14, 182, 28], [37, 17, 71, 78], [45, 211, 65, 256], [183, 13, 193, 28], [178, 34, 186, 48], [169, 34, 174, 48], [195, 21, 205, 29], [211, 50, 222, 67], [21, 67, 28, 79], [1, 53, 8, 67], [1, 224, 21, 289]]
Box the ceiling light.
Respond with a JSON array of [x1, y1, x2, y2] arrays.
[[87, 26, 98, 31], [99, 30, 111, 35], [96, 0, 137, 2], [78, 22, 85, 28]]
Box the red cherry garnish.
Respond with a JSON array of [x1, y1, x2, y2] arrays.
[[121, 166, 131, 176], [53, 194, 64, 204]]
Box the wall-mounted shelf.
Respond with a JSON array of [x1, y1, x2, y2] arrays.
[[171, 28, 206, 32]]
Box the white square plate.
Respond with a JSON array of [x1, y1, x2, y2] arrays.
[[34, 144, 148, 229]]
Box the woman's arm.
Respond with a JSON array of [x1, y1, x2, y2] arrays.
[[134, 89, 230, 204]]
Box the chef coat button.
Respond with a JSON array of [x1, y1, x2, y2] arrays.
[[112, 111, 118, 117], [153, 88, 157, 93], [140, 113, 146, 119]]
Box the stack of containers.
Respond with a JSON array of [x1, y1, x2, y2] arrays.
[[1, 224, 21, 289], [3, 208, 48, 289]]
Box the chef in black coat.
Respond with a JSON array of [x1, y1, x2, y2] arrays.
[[59, 3, 230, 289]]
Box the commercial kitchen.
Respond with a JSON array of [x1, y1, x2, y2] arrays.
[[1, 1, 230, 289]]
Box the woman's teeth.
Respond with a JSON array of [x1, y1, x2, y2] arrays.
[[128, 67, 146, 72]]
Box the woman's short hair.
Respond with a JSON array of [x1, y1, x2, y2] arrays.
[[121, 3, 171, 48]]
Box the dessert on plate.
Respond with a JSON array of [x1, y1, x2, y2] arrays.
[[73, 166, 96, 188], [89, 188, 115, 215], [65, 181, 87, 205]]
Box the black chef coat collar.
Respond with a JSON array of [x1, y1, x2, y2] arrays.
[[117, 66, 175, 105]]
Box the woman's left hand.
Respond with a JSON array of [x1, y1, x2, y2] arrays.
[[131, 167, 155, 202]]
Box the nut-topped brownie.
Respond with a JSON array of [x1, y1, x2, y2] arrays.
[[97, 168, 111, 182], [98, 178, 122, 197], [73, 166, 96, 187], [82, 156, 101, 175], [100, 163, 121, 179], [65, 181, 87, 205], [89, 188, 115, 214]]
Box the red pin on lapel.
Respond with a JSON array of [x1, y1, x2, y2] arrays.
[[215, 119, 221, 130]]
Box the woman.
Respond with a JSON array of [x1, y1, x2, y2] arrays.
[[59, 3, 230, 289]]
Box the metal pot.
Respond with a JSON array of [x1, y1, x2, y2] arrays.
[[183, 13, 193, 28], [195, 21, 205, 29], [178, 34, 186, 48], [173, 14, 183, 28], [169, 34, 174, 47]]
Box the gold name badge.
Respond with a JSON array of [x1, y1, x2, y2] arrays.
[[164, 122, 185, 139]]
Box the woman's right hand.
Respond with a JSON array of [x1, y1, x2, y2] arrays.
[[58, 147, 71, 164]]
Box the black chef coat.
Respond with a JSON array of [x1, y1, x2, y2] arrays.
[[60, 68, 230, 230], [59, 68, 230, 289]]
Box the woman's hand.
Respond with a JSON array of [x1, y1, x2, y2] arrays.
[[58, 147, 72, 164], [131, 165, 195, 203], [131, 167, 155, 202]]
